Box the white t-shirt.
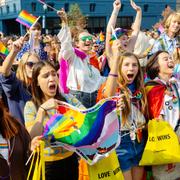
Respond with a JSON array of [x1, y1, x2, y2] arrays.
[[58, 26, 106, 93], [157, 78, 180, 129]]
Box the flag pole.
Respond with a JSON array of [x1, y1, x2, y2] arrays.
[[37, 0, 58, 12], [111, 25, 118, 40]]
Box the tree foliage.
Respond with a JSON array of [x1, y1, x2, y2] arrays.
[[67, 3, 87, 29]]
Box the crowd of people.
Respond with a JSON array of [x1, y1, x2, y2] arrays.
[[0, 0, 179, 179]]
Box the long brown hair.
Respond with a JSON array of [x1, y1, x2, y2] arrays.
[[117, 52, 147, 124], [146, 50, 168, 79], [0, 100, 22, 139], [31, 61, 65, 109]]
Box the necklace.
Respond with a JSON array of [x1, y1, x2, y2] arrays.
[[132, 90, 142, 100], [87, 62, 93, 78], [166, 82, 178, 104]]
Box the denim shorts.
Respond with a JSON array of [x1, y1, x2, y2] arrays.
[[69, 90, 97, 108], [116, 131, 146, 172]]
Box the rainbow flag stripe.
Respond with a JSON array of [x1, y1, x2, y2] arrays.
[[43, 96, 121, 165], [43, 98, 117, 145], [16, 10, 37, 28], [109, 28, 128, 45], [0, 41, 9, 58]]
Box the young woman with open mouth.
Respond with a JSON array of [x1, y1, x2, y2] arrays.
[[98, 40, 147, 180], [24, 61, 84, 180], [146, 50, 180, 180]]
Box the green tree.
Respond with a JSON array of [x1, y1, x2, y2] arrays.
[[67, 3, 87, 29]]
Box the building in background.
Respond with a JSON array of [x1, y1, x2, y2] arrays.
[[0, 0, 177, 35], [177, 0, 180, 11]]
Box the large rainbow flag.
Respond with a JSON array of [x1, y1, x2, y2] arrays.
[[0, 41, 9, 59], [43, 96, 121, 165], [16, 10, 38, 28]]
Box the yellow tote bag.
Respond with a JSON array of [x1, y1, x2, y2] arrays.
[[79, 151, 124, 180], [139, 119, 180, 166], [27, 141, 45, 180]]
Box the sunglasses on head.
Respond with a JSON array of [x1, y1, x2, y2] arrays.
[[80, 36, 93, 42], [26, 62, 37, 68]]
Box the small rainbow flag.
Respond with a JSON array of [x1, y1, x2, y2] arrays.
[[16, 10, 37, 28], [0, 41, 9, 59], [158, 24, 164, 34], [109, 28, 128, 45]]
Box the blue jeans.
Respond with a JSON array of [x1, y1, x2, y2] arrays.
[[116, 131, 146, 172], [69, 90, 98, 108]]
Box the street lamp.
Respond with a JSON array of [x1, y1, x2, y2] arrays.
[[42, 4, 47, 34]]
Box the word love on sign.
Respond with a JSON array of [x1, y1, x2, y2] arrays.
[[97, 167, 121, 179]]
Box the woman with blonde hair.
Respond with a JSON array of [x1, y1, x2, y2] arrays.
[[164, 12, 180, 35], [0, 37, 40, 124], [151, 12, 180, 55]]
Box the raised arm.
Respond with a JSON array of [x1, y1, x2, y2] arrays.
[[104, 40, 121, 97], [57, 8, 75, 62], [127, 0, 142, 52], [106, 0, 121, 58], [0, 37, 24, 76]]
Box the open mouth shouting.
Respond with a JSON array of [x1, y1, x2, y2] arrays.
[[126, 73, 136, 83], [167, 62, 174, 69], [48, 83, 57, 94]]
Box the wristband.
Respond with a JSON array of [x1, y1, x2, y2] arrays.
[[109, 73, 118, 77], [40, 106, 46, 111]]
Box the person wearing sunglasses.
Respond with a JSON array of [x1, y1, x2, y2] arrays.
[[57, 9, 106, 108], [0, 37, 40, 124]]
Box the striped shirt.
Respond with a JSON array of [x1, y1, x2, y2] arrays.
[[0, 134, 9, 161]]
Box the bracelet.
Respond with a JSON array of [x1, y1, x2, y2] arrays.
[[109, 73, 118, 77], [39, 106, 46, 111], [107, 31, 112, 34]]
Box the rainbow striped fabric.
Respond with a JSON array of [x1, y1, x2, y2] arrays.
[[0, 41, 9, 59], [110, 28, 128, 45], [16, 10, 37, 28], [43, 97, 121, 165]]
